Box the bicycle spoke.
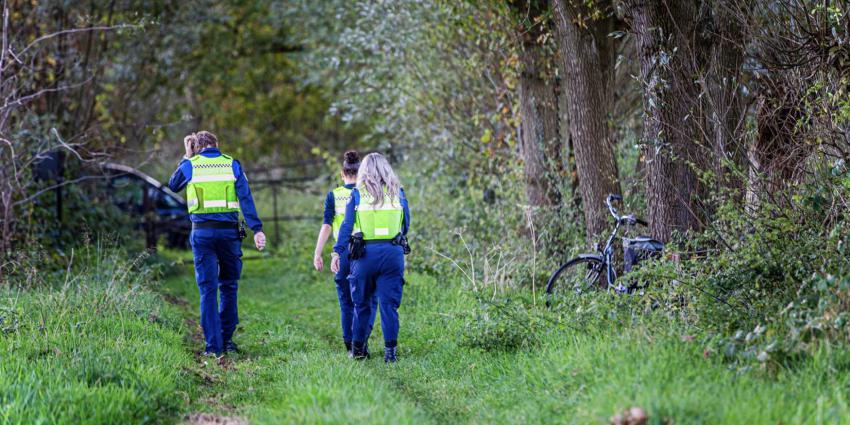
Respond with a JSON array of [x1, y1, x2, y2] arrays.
[[546, 257, 605, 306]]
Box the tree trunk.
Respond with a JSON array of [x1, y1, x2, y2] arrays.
[[746, 81, 810, 209], [552, 0, 622, 244], [705, 3, 747, 198], [515, 3, 562, 212], [623, 0, 712, 242], [556, 72, 581, 211]]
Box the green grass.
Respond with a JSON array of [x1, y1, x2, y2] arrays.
[[0, 247, 195, 424], [3, 200, 849, 423], [161, 227, 850, 424]]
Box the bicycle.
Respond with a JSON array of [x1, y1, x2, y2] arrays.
[[545, 194, 664, 306]]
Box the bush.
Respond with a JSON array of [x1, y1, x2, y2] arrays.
[[460, 299, 542, 352], [612, 165, 850, 368]]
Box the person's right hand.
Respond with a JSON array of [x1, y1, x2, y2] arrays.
[[254, 231, 267, 251], [313, 253, 324, 271]]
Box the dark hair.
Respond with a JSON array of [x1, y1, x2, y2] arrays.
[[342, 150, 360, 177], [195, 131, 218, 149]]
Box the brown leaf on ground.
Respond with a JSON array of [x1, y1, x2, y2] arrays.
[[610, 406, 648, 425], [184, 413, 247, 425]]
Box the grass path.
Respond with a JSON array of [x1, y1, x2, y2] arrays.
[[162, 243, 850, 425]]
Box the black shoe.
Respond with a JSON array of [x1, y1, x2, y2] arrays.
[[224, 341, 239, 353], [351, 342, 368, 360], [202, 351, 222, 358], [345, 341, 353, 358], [384, 346, 397, 363]]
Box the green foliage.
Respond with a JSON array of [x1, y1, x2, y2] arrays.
[[460, 299, 541, 352], [0, 239, 193, 424], [155, 224, 850, 424], [704, 242, 850, 373], [595, 163, 850, 369]]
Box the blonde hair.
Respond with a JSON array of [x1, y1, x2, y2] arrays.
[[357, 153, 401, 206]]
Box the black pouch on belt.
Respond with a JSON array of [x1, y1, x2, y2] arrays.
[[238, 220, 247, 240], [349, 233, 365, 259], [392, 234, 411, 255]]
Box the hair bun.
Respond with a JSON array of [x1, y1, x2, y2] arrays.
[[344, 150, 360, 164]]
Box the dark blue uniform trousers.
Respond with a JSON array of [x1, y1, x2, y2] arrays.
[[190, 228, 242, 354], [336, 249, 378, 343], [350, 242, 404, 347]]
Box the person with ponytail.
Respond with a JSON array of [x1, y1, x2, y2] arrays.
[[314, 151, 377, 357], [332, 153, 410, 363]]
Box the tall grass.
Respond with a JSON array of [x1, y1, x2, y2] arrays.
[[0, 240, 194, 424]]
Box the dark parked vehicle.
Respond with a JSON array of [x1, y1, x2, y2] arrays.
[[100, 163, 190, 248]]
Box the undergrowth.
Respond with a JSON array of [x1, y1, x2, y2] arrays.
[[0, 239, 194, 424]]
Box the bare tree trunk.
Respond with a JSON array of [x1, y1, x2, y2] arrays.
[[515, 1, 562, 212], [623, 0, 712, 242], [552, 0, 622, 243]]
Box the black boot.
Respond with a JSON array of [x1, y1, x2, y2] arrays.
[[224, 340, 239, 353], [384, 346, 398, 363], [344, 341, 353, 358], [351, 341, 368, 360]]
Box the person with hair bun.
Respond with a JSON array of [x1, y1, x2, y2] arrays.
[[333, 152, 411, 363], [314, 151, 377, 357]]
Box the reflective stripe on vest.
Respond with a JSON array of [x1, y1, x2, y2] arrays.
[[331, 186, 353, 240], [186, 154, 240, 214], [355, 188, 403, 240]]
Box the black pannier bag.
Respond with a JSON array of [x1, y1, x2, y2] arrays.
[[622, 237, 664, 272]]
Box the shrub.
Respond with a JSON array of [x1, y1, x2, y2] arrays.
[[460, 299, 542, 352]]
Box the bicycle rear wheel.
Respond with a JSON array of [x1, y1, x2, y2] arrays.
[[545, 256, 604, 306]]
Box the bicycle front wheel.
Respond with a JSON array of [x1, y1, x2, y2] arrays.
[[545, 256, 604, 306]]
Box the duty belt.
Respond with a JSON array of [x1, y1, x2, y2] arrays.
[[363, 239, 394, 244], [192, 221, 239, 230]]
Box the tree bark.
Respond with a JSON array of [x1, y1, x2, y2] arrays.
[[552, 0, 622, 243], [746, 80, 809, 209], [515, 1, 562, 212], [705, 2, 747, 198], [623, 0, 712, 242]]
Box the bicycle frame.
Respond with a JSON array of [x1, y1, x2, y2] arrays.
[[596, 194, 637, 290], [599, 218, 622, 288]]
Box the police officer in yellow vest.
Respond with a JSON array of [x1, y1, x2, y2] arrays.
[[314, 151, 377, 357], [169, 131, 265, 357], [333, 153, 410, 363]]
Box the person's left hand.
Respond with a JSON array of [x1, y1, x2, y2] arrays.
[[254, 231, 266, 251], [330, 254, 340, 274], [183, 135, 196, 158]]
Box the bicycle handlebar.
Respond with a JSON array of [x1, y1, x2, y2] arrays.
[[606, 194, 621, 219], [605, 194, 648, 226]]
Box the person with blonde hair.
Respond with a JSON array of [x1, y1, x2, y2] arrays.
[[332, 152, 411, 362], [313, 150, 377, 357]]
